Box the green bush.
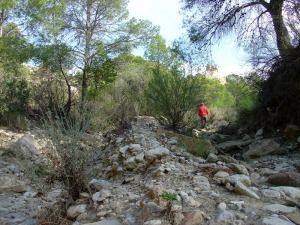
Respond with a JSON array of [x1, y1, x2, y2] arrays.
[[145, 68, 200, 130], [182, 139, 210, 158], [43, 111, 98, 200], [0, 77, 31, 127], [225, 74, 260, 113], [88, 54, 151, 130]]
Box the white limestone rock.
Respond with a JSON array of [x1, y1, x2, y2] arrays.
[[67, 204, 87, 219], [193, 175, 211, 191], [234, 181, 260, 199], [124, 157, 137, 170], [256, 215, 295, 225], [89, 179, 113, 191], [0, 176, 28, 193], [143, 220, 162, 225], [270, 186, 300, 199], [144, 147, 169, 162], [179, 191, 201, 208], [228, 163, 249, 176], [263, 204, 297, 214], [261, 189, 281, 198], [10, 134, 40, 159], [223, 174, 251, 187]]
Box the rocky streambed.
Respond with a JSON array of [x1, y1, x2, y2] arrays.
[[0, 116, 300, 225]]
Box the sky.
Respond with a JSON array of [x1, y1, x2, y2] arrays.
[[128, 0, 251, 77]]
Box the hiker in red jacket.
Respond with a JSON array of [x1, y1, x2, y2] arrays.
[[198, 103, 209, 129]]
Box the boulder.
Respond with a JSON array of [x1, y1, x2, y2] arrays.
[[256, 215, 295, 225], [263, 204, 297, 214], [67, 204, 87, 219], [228, 163, 249, 176], [214, 171, 230, 179], [0, 176, 28, 193], [267, 172, 300, 187], [243, 139, 280, 160], [144, 147, 169, 162], [284, 124, 300, 140], [287, 213, 300, 225], [261, 189, 281, 198], [218, 155, 239, 164], [10, 134, 40, 159], [223, 174, 251, 187], [128, 144, 142, 154], [206, 153, 218, 163], [192, 175, 211, 191], [208, 133, 233, 144], [255, 128, 264, 138], [215, 140, 253, 153], [173, 212, 184, 225], [179, 191, 201, 207], [234, 181, 260, 199], [270, 186, 300, 199]]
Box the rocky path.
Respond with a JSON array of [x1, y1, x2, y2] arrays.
[[0, 116, 300, 225]]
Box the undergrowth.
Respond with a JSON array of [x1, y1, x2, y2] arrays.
[[178, 137, 210, 158]]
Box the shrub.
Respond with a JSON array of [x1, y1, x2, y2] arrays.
[[90, 63, 149, 130], [181, 138, 210, 158], [37, 202, 72, 225], [43, 110, 98, 200], [157, 127, 211, 158], [145, 68, 199, 130], [0, 77, 31, 127]]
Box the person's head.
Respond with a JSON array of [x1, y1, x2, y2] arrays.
[[201, 102, 204, 106]]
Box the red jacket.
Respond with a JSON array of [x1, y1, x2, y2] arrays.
[[198, 106, 209, 117]]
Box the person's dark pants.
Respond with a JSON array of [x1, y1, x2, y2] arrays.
[[200, 116, 207, 128]]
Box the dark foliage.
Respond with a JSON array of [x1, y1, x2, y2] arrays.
[[258, 45, 300, 128]]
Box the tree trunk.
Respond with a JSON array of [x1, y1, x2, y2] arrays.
[[0, 9, 5, 37], [61, 67, 72, 116], [81, 0, 93, 103], [267, 0, 294, 56], [80, 0, 93, 130]]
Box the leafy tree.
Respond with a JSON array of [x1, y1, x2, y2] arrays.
[[0, 73, 31, 126], [146, 67, 200, 130], [144, 34, 172, 69], [88, 58, 117, 100], [0, 0, 18, 37], [17, 0, 70, 41], [9, 0, 158, 130], [60, 0, 158, 103], [195, 75, 235, 108], [181, 0, 299, 59], [90, 53, 151, 129], [0, 23, 33, 70], [15, 0, 158, 103], [34, 43, 75, 116], [5, 78, 31, 113], [225, 74, 259, 111]]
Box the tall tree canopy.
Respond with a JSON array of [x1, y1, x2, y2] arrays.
[[16, 0, 158, 102], [63, 0, 158, 101], [0, 0, 18, 37], [181, 0, 300, 59]]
